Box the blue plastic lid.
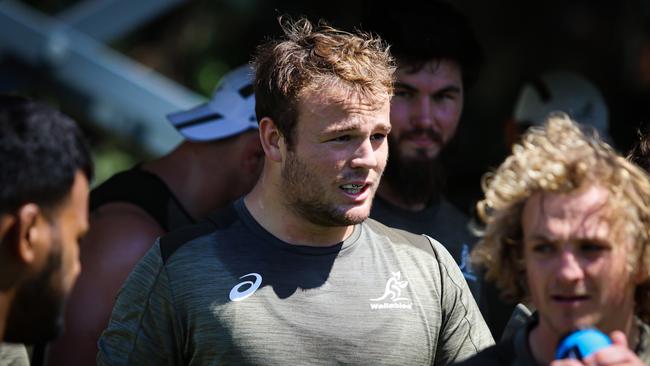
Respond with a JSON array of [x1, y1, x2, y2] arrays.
[[555, 328, 612, 360]]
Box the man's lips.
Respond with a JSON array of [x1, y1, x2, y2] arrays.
[[551, 294, 590, 303], [339, 182, 372, 200], [405, 136, 438, 148], [400, 129, 443, 147]]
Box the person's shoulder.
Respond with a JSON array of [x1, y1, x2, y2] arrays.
[[365, 217, 465, 267], [364, 217, 431, 247], [90, 201, 162, 230], [89, 166, 151, 202], [85, 202, 165, 259], [90, 166, 188, 230], [365, 217, 458, 255], [159, 203, 241, 263], [158, 221, 218, 263], [453, 339, 515, 366]]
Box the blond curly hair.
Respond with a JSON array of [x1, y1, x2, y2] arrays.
[[253, 17, 395, 148], [474, 113, 650, 321]]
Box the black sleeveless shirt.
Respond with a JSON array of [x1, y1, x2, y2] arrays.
[[90, 166, 195, 231]]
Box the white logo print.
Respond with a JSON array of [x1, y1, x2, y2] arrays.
[[229, 273, 262, 302], [369, 271, 412, 310]]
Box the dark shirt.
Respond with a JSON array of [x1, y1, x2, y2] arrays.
[[90, 165, 195, 231], [456, 313, 650, 366]]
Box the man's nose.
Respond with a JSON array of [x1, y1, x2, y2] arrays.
[[350, 137, 379, 169], [556, 250, 585, 283], [411, 96, 434, 130]]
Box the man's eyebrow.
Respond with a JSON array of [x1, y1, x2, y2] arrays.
[[324, 126, 355, 134], [394, 81, 417, 92], [393, 82, 462, 95], [376, 122, 391, 131], [524, 232, 554, 243], [435, 85, 462, 94], [323, 121, 361, 134], [323, 120, 391, 135]]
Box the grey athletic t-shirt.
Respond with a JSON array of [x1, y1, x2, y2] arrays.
[[370, 195, 518, 341], [370, 195, 480, 296], [0, 343, 29, 366], [98, 199, 493, 365]]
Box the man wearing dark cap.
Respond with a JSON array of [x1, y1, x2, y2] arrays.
[[47, 65, 264, 365]]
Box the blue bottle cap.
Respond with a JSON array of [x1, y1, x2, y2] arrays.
[[555, 328, 612, 360]]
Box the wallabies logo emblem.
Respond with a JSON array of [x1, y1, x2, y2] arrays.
[[370, 271, 409, 302]]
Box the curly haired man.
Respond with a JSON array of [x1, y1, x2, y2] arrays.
[[458, 114, 650, 365]]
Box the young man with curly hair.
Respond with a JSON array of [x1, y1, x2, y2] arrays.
[[458, 114, 650, 365]]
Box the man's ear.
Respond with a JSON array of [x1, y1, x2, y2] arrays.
[[15, 203, 42, 265], [259, 117, 285, 163]]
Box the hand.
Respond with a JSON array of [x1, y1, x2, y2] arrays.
[[550, 331, 645, 366]]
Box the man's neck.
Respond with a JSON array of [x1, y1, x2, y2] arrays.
[[244, 178, 355, 247], [376, 183, 428, 211]]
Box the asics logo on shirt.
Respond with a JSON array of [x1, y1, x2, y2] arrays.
[[229, 273, 262, 302]]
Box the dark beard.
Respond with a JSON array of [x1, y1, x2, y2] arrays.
[[382, 135, 445, 206], [4, 242, 65, 344]]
